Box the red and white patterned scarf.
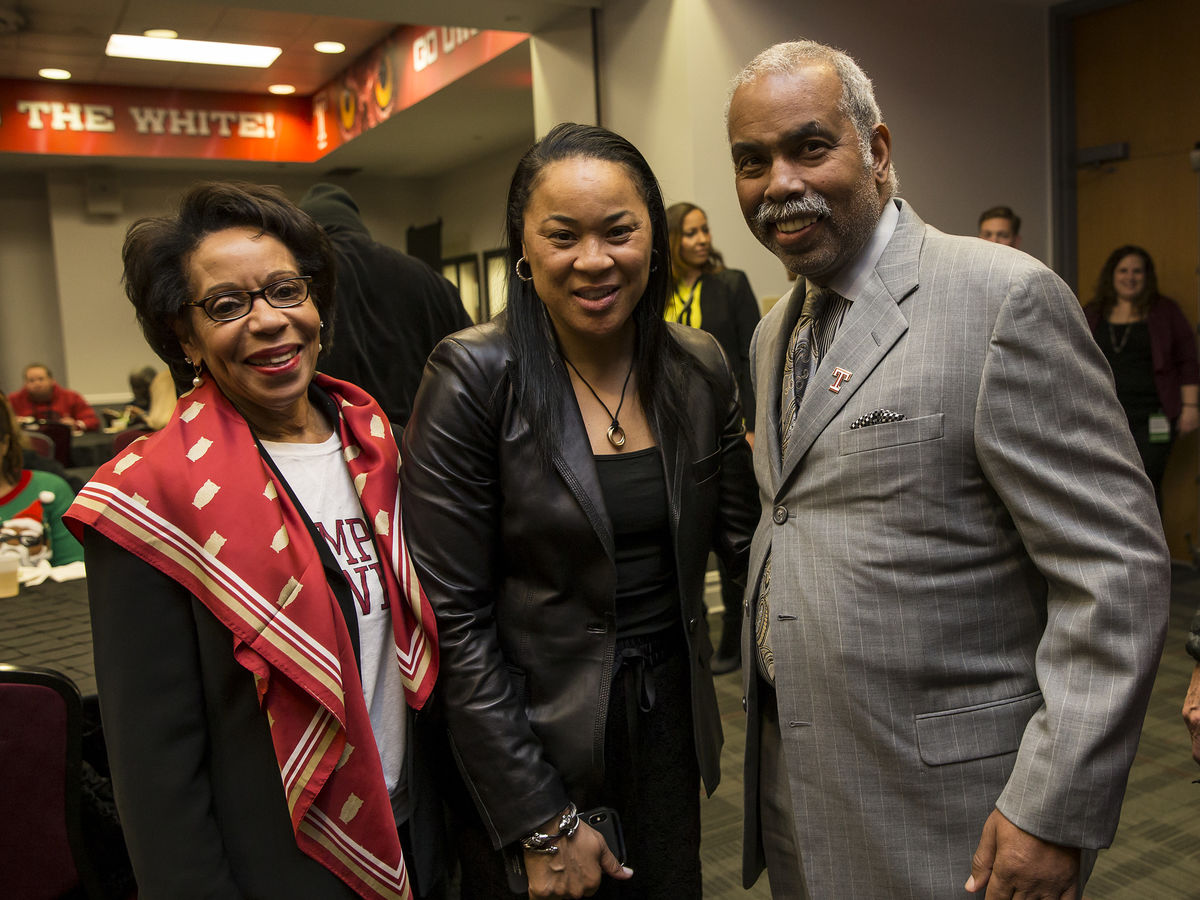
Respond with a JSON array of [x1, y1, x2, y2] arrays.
[[65, 374, 438, 900]]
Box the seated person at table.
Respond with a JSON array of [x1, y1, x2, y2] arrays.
[[10, 363, 100, 431], [0, 391, 83, 565], [128, 365, 156, 412], [106, 367, 177, 431]]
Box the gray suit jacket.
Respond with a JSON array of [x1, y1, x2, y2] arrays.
[[741, 199, 1170, 898]]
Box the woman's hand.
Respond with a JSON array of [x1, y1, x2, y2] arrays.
[[1178, 405, 1199, 437], [1182, 663, 1200, 766], [523, 820, 633, 899]]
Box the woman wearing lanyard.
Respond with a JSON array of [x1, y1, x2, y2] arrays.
[[665, 201, 761, 673], [1083, 244, 1199, 510]]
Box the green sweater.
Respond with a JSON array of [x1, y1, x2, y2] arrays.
[[0, 469, 84, 566]]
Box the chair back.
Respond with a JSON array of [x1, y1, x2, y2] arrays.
[[22, 429, 56, 460], [29, 422, 73, 468], [0, 664, 104, 899], [111, 427, 153, 455]]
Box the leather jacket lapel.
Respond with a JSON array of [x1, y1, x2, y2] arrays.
[[550, 366, 615, 560]]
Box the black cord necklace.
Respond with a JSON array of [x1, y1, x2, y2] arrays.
[[563, 355, 635, 448]]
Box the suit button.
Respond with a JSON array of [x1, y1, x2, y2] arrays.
[[687, 617, 697, 631], [742, 696, 747, 711], [773, 506, 788, 525]]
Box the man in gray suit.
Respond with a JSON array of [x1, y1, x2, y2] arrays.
[[726, 40, 1170, 899]]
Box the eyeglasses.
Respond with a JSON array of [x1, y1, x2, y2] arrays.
[[185, 276, 313, 323]]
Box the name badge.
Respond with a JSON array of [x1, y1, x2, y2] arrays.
[[1148, 413, 1171, 444]]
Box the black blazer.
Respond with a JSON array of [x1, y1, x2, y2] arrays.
[[401, 320, 758, 849], [694, 269, 761, 432]]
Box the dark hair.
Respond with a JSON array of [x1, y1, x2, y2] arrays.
[[128, 365, 157, 408], [666, 202, 726, 278], [0, 391, 24, 483], [503, 123, 695, 465], [1092, 244, 1159, 318], [977, 205, 1021, 236], [121, 181, 336, 387]]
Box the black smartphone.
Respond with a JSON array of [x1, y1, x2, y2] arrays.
[[582, 806, 625, 863], [503, 806, 627, 893]]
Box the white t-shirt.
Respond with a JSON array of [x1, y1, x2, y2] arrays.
[[261, 434, 408, 810]]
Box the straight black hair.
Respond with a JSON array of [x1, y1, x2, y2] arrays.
[[503, 123, 697, 466]]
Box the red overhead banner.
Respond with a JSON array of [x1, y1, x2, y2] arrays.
[[311, 25, 529, 155], [0, 25, 528, 164], [0, 81, 314, 162]]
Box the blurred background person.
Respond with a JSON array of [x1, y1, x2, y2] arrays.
[[104, 365, 177, 432], [9, 362, 100, 432], [403, 124, 757, 900], [1184, 611, 1200, 767], [3, 388, 85, 492], [665, 201, 761, 674], [977, 205, 1021, 248], [300, 183, 472, 428], [1084, 244, 1199, 509], [0, 390, 83, 566], [64, 181, 442, 899], [127, 365, 156, 412]]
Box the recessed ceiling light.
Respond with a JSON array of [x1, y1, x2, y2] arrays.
[[313, 41, 346, 55], [143, 28, 178, 39], [106, 34, 281, 68], [38, 68, 71, 80], [268, 84, 295, 95]]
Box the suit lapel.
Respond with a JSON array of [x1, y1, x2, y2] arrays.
[[776, 201, 925, 495]]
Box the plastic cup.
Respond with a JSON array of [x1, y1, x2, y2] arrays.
[[0, 555, 17, 599]]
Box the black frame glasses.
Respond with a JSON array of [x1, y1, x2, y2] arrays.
[[185, 276, 313, 323]]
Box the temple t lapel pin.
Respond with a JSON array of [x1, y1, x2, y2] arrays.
[[829, 367, 853, 393]]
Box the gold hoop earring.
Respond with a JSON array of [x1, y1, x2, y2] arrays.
[[514, 256, 533, 283]]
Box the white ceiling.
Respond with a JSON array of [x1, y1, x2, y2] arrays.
[[0, 0, 597, 176]]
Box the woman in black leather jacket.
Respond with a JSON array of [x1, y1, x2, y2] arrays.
[[402, 123, 758, 900]]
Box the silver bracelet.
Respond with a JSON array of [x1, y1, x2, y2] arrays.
[[520, 803, 580, 854]]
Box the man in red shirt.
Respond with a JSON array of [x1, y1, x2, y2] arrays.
[[9, 363, 100, 431]]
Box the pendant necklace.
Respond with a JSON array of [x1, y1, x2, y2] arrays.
[[1108, 320, 1133, 354], [563, 355, 635, 448]]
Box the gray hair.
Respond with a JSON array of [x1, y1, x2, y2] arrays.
[[727, 40, 898, 198]]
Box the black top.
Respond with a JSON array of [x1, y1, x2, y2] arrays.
[[593, 447, 679, 639], [1097, 321, 1160, 416], [697, 270, 761, 431]]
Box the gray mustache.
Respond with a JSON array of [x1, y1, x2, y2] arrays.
[[753, 195, 831, 227]]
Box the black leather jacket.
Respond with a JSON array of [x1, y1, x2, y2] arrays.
[[401, 320, 758, 849]]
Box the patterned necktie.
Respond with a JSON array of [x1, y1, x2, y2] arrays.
[[756, 284, 834, 683]]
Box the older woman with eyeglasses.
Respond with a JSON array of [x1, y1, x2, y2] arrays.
[[64, 182, 441, 900]]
